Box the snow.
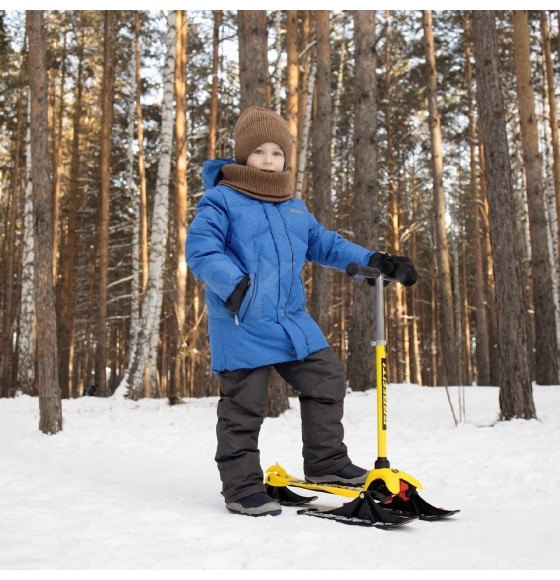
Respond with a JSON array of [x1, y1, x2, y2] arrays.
[[1, 383, 560, 570]]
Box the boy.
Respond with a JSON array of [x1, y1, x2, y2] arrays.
[[186, 107, 417, 516]]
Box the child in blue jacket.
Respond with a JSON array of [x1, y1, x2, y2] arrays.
[[186, 106, 417, 516]]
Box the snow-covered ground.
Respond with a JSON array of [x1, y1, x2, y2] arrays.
[[1, 383, 559, 570]]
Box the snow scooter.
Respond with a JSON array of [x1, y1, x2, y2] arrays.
[[265, 261, 459, 528]]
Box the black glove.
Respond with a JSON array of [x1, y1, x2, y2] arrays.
[[390, 255, 418, 287], [367, 253, 392, 286], [368, 253, 418, 287], [225, 276, 251, 313]]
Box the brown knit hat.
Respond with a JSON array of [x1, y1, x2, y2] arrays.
[[234, 106, 292, 168]]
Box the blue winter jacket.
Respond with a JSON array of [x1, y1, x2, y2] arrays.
[[185, 158, 373, 373]]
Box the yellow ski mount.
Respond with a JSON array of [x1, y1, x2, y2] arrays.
[[265, 464, 361, 499]]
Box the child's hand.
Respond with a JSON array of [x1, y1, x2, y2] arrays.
[[389, 256, 418, 287], [225, 276, 251, 313], [368, 253, 418, 287]]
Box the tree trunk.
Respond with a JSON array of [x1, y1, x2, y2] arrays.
[[331, 28, 347, 189], [385, 11, 408, 384], [422, 10, 458, 386], [540, 10, 560, 359], [95, 10, 115, 397], [310, 11, 332, 335], [273, 11, 283, 114], [409, 189, 422, 385], [51, 17, 67, 283], [348, 10, 378, 392], [452, 241, 464, 385], [208, 10, 221, 160], [26, 10, 62, 433], [472, 10, 536, 420], [56, 24, 84, 397], [477, 126, 499, 386], [135, 11, 149, 294], [17, 100, 36, 396], [0, 79, 24, 397], [237, 10, 269, 110], [512, 10, 559, 385], [296, 11, 311, 199], [540, 11, 560, 261], [56, 27, 84, 399], [127, 17, 140, 369], [286, 10, 298, 186], [170, 9, 188, 405], [295, 57, 315, 200], [464, 11, 491, 385], [124, 11, 176, 400]]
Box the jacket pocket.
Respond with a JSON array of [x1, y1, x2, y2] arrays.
[[238, 272, 257, 323]]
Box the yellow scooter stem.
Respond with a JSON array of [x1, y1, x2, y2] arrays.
[[376, 339, 388, 461], [368, 274, 422, 494]]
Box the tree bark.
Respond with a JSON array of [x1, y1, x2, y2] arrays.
[[310, 10, 332, 335], [295, 57, 315, 201], [348, 10, 378, 392], [286, 10, 298, 185], [540, 11, 560, 260], [170, 9, 188, 405], [0, 77, 24, 396], [512, 10, 559, 385], [56, 25, 84, 399], [135, 11, 149, 294], [51, 16, 67, 283], [26, 10, 62, 433], [127, 15, 140, 372], [273, 11, 283, 114], [237, 10, 269, 110], [208, 10, 221, 160], [464, 11, 491, 386], [294, 11, 312, 200], [422, 10, 458, 386], [17, 100, 36, 396], [385, 11, 408, 384], [472, 10, 536, 419], [477, 124, 499, 386], [95, 10, 115, 397], [125, 11, 176, 400]]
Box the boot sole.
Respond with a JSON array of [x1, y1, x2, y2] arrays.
[[305, 475, 367, 487], [226, 502, 282, 517]]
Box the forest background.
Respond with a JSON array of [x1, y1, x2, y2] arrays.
[[0, 10, 559, 434]]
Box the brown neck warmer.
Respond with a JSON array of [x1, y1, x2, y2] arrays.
[[219, 163, 293, 202]]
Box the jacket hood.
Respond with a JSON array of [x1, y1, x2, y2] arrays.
[[202, 158, 235, 189]]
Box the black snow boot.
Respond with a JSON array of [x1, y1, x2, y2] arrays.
[[226, 492, 282, 517], [305, 463, 369, 487]]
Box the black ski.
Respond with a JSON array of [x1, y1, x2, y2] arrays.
[[382, 487, 460, 521], [297, 492, 417, 528]]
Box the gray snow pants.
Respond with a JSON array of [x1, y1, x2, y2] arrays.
[[216, 347, 351, 502]]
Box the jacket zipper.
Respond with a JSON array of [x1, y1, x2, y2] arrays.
[[275, 206, 310, 354], [235, 273, 257, 325]]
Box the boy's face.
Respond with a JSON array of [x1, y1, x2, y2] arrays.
[[246, 142, 285, 173]]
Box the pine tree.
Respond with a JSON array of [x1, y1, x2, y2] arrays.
[[348, 10, 378, 392], [27, 9, 62, 433], [472, 10, 537, 420]]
